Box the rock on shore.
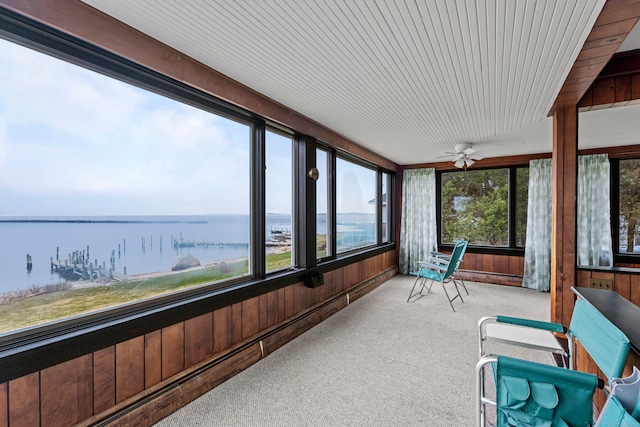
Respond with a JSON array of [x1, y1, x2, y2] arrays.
[[171, 253, 201, 271]]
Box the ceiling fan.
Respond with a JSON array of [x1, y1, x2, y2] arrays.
[[441, 143, 492, 169]]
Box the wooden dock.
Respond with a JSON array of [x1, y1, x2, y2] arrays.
[[50, 259, 125, 282]]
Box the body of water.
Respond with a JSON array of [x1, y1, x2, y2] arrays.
[[0, 214, 292, 294], [0, 213, 376, 294]]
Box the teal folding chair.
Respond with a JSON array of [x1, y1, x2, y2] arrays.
[[606, 366, 640, 424], [596, 394, 640, 427], [477, 355, 604, 427], [430, 237, 469, 295], [478, 298, 631, 382], [407, 239, 466, 311]]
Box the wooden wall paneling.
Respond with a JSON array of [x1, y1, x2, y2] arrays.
[[260, 289, 278, 331], [614, 74, 631, 106], [631, 73, 640, 103], [115, 337, 145, 403], [465, 253, 479, 270], [111, 344, 264, 427], [241, 297, 260, 341], [482, 254, 495, 273], [341, 264, 351, 290], [9, 372, 39, 427], [318, 270, 331, 302], [293, 282, 307, 314], [493, 255, 508, 274], [631, 275, 640, 306], [0, 383, 6, 427], [93, 346, 115, 414], [231, 302, 243, 346], [614, 273, 631, 299], [213, 306, 233, 354], [284, 284, 296, 319], [475, 253, 484, 271], [184, 313, 214, 367], [591, 77, 616, 109], [41, 355, 93, 427], [144, 330, 162, 389], [325, 269, 338, 297], [305, 281, 319, 308], [578, 87, 593, 110], [161, 323, 185, 381], [276, 287, 287, 324], [575, 270, 591, 288], [337, 266, 348, 293], [508, 255, 520, 276]]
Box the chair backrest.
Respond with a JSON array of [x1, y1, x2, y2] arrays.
[[455, 237, 469, 268], [444, 240, 466, 279], [569, 299, 631, 380]]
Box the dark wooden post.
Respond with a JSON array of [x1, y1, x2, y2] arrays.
[[551, 106, 578, 326]]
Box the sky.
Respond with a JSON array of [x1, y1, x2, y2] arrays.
[[0, 37, 375, 217]]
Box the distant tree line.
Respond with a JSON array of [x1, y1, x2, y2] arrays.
[[620, 159, 640, 252]]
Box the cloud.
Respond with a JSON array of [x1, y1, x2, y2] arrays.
[[336, 159, 376, 214], [0, 38, 264, 216]]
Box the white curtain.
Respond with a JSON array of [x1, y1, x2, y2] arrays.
[[399, 168, 437, 274], [577, 154, 613, 267], [523, 159, 552, 291]]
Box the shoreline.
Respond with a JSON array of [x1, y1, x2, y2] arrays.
[[0, 257, 248, 304], [0, 244, 292, 304]]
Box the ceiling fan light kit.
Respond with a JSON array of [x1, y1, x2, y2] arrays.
[[443, 142, 491, 169]]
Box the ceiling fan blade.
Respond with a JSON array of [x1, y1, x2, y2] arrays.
[[465, 159, 475, 167], [469, 154, 484, 160], [463, 147, 476, 155], [473, 149, 493, 156], [454, 159, 465, 168]]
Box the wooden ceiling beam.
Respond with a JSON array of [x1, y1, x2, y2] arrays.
[[598, 48, 640, 76], [550, 0, 640, 114]]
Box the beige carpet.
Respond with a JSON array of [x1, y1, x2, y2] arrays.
[[154, 275, 552, 426]]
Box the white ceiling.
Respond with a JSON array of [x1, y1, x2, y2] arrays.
[[81, 0, 640, 165]]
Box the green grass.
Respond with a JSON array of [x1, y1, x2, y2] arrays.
[[0, 250, 297, 334], [0, 259, 248, 333]]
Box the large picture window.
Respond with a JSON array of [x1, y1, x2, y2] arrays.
[[336, 158, 377, 253], [616, 158, 640, 255], [0, 37, 252, 333], [265, 129, 293, 272], [439, 167, 528, 249]]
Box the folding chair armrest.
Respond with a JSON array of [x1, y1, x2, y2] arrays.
[[416, 261, 446, 272], [477, 316, 569, 360], [431, 252, 452, 261], [496, 315, 567, 334]]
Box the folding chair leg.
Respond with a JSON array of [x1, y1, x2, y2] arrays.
[[407, 275, 431, 302], [456, 271, 469, 295], [441, 279, 464, 312]]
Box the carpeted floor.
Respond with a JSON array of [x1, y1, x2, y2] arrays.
[[154, 275, 553, 426]]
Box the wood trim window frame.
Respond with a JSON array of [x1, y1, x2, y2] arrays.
[[436, 165, 528, 256]]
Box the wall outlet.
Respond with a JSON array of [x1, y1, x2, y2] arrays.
[[588, 277, 613, 290]]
